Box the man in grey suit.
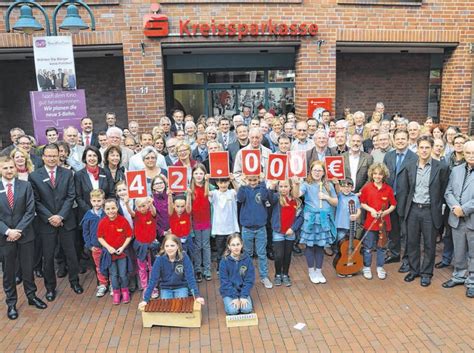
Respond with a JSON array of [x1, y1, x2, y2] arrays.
[[28, 144, 83, 302], [384, 129, 418, 271], [343, 134, 374, 194], [442, 141, 474, 298], [63, 126, 85, 171], [217, 117, 236, 151], [0, 156, 47, 320], [403, 136, 450, 287]]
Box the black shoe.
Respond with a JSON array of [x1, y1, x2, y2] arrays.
[[267, 251, 275, 261], [71, 283, 84, 294], [404, 273, 419, 282], [57, 269, 67, 278], [79, 267, 87, 274], [34, 270, 43, 278], [442, 279, 464, 288], [28, 296, 47, 309], [398, 263, 410, 273], [15, 276, 22, 285], [385, 255, 400, 264], [466, 288, 474, 298], [7, 305, 18, 320], [292, 244, 302, 255], [45, 290, 56, 302], [129, 277, 138, 293], [196, 272, 203, 283], [420, 276, 431, 287], [435, 261, 449, 269]]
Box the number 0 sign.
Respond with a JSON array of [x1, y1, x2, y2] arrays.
[[168, 166, 188, 192], [287, 150, 307, 178], [267, 154, 287, 181], [125, 170, 147, 199], [242, 149, 261, 176]]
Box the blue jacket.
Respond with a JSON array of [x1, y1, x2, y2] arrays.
[[133, 239, 160, 262], [80, 209, 106, 249], [269, 190, 304, 234], [219, 253, 255, 299], [143, 252, 199, 302], [237, 181, 269, 228]]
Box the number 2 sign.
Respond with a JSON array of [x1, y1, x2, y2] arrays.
[[168, 166, 188, 192], [125, 170, 147, 199], [242, 149, 261, 176]]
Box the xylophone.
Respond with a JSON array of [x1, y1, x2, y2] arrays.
[[225, 313, 259, 328], [141, 297, 202, 328]]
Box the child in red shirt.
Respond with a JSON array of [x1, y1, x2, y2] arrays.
[[125, 196, 158, 298], [359, 163, 396, 281], [190, 164, 211, 282], [98, 199, 133, 305], [167, 190, 193, 261]]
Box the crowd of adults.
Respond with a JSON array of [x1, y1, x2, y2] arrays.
[[0, 102, 473, 321]]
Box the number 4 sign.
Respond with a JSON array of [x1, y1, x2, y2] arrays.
[[267, 154, 287, 181], [126, 170, 147, 199], [168, 166, 188, 192]]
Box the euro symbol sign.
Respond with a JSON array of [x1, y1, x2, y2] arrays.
[[325, 156, 345, 180]]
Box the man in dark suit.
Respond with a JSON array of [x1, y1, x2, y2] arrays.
[[228, 124, 249, 171], [191, 133, 208, 163], [28, 144, 83, 302], [80, 117, 100, 148], [170, 109, 186, 134], [217, 117, 237, 151], [0, 127, 24, 157], [403, 136, 450, 287], [343, 134, 374, 194], [384, 129, 418, 271], [0, 156, 47, 320]]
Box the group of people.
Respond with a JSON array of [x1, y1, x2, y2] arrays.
[[1, 102, 473, 323], [36, 68, 76, 91]]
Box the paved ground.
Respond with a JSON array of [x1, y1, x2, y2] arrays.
[[1, 245, 473, 353]]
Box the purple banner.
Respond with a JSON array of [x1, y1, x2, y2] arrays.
[[30, 89, 87, 145]]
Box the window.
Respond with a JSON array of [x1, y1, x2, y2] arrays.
[[208, 71, 264, 84]]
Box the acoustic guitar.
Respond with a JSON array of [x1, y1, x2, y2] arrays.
[[333, 199, 363, 276]]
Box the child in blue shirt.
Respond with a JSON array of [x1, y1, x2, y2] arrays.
[[335, 177, 361, 242], [138, 234, 205, 307], [219, 234, 255, 315], [237, 174, 272, 289]]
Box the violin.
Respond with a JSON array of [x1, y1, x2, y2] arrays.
[[333, 200, 363, 276]]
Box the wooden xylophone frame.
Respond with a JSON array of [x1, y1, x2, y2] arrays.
[[141, 298, 202, 328]]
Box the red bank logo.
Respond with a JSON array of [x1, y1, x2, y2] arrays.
[[143, 3, 169, 38], [143, 3, 318, 40]]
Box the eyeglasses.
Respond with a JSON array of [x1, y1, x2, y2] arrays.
[[153, 181, 165, 185], [18, 141, 31, 145], [297, 129, 307, 132], [178, 149, 189, 154], [312, 169, 324, 173], [144, 156, 157, 160]]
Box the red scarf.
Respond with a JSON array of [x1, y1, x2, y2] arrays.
[[17, 166, 28, 173], [86, 165, 99, 181]]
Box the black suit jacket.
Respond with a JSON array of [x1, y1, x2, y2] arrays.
[[404, 158, 450, 229], [0, 179, 36, 245], [384, 149, 418, 217], [306, 147, 333, 170], [74, 167, 115, 219], [30, 153, 44, 170], [28, 166, 76, 233], [82, 132, 100, 148], [192, 146, 208, 164], [228, 140, 248, 172]]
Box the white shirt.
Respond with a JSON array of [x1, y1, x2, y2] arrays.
[[349, 153, 360, 189], [209, 189, 239, 235], [2, 177, 15, 194], [45, 166, 58, 181], [291, 138, 315, 152], [128, 149, 167, 171], [87, 171, 99, 190]]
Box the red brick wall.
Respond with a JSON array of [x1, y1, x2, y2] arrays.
[[336, 53, 431, 122]]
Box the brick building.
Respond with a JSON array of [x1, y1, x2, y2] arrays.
[[0, 0, 473, 146]]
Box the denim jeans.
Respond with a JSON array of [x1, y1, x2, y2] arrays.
[[242, 226, 268, 278], [160, 287, 189, 299], [272, 231, 296, 242], [363, 231, 386, 267], [223, 296, 253, 315], [193, 228, 211, 274], [181, 236, 194, 264], [109, 257, 128, 290]]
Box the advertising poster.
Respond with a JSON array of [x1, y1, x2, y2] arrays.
[[307, 98, 332, 122], [33, 36, 76, 91], [30, 89, 87, 145]]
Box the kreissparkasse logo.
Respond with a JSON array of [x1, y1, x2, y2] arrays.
[[143, 3, 169, 38]]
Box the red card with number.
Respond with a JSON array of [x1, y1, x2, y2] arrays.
[[209, 151, 230, 178], [242, 149, 261, 176], [325, 156, 345, 180], [168, 166, 188, 192], [125, 170, 147, 199], [266, 154, 287, 181], [287, 150, 307, 178]]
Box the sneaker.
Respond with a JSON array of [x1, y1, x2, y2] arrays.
[[261, 277, 273, 289], [377, 267, 387, 280], [151, 289, 159, 299], [282, 275, 292, 287], [204, 273, 212, 281], [196, 272, 203, 283], [96, 285, 107, 297], [109, 285, 113, 296], [363, 267, 373, 280], [309, 268, 319, 284], [314, 269, 327, 284], [274, 274, 282, 286]]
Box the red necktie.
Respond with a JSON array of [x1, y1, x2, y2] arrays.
[[85, 135, 90, 146], [50, 170, 56, 188], [7, 183, 14, 209]]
